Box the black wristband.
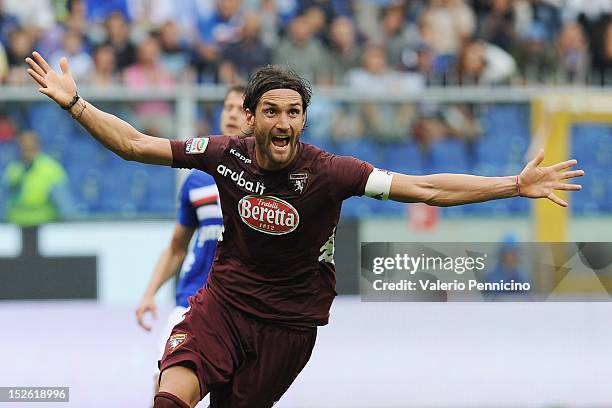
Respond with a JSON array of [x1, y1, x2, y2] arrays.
[[62, 92, 80, 111]]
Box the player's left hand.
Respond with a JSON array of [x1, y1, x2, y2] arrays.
[[135, 296, 157, 331], [518, 149, 584, 207]]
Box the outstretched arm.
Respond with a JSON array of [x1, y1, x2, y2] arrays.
[[389, 149, 583, 207], [25, 52, 172, 165], [135, 224, 196, 331]]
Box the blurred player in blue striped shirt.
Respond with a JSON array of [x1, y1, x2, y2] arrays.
[[135, 85, 246, 395]]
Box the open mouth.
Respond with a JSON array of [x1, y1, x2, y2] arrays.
[[271, 136, 290, 148]]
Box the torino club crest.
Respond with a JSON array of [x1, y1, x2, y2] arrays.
[[167, 333, 188, 353], [289, 172, 308, 194]]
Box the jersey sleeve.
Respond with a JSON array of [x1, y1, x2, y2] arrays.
[[327, 153, 374, 202], [170, 136, 229, 173], [177, 175, 198, 227]]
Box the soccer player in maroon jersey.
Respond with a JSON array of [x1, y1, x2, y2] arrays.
[[26, 52, 584, 408]]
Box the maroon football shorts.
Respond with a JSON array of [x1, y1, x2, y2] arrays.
[[158, 286, 317, 407]]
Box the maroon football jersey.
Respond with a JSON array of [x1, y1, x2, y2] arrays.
[[171, 136, 373, 326]]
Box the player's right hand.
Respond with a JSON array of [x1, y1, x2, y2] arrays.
[[136, 296, 158, 331], [25, 51, 77, 108]]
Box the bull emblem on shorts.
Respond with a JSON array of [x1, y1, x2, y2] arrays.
[[167, 333, 188, 353], [289, 172, 308, 194]]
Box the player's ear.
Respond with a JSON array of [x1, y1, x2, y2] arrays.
[[245, 108, 255, 127]]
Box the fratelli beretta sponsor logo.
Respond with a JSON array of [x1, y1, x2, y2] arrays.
[[238, 195, 299, 235]]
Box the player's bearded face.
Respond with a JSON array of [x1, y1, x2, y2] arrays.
[[248, 89, 305, 170]]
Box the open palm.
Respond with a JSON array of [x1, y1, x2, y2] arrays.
[[519, 149, 584, 207], [25, 51, 77, 108]]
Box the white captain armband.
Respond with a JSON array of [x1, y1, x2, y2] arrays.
[[364, 168, 393, 200]]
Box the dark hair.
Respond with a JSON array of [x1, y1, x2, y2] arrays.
[[225, 84, 247, 100], [67, 0, 81, 13], [243, 65, 312, 114]]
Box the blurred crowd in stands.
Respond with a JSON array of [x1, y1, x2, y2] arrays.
[[1, 1, 611, 219], [3, 0, 612, 89]]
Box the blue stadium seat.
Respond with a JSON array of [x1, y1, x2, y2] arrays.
[[429, 139, 470, 173], [380, 141, 423, 174], [571, 166, 606, 214], [476, 138, 526, 172], [96, 157, 138, 211], [341, 196, 374, 219], [476, 135, 509, 165], [570, 124, 612, 214], [506, 196, 530, 214], [472, 162, 505, 177], [595, 135, 612, 167], [369, 198, 405, 216], [306, 138, 339, 155], [484, 105, 529, 132], [606, 177, 612, 211], [571, 124, 605, 163], [28, 104, 76, 143], [441, 205, 467, 218], [334, 138, 381, 165], [58, 135, 178, 217], [209, 105, 223, 135], [480, 104, 530, 166], [480, 200, 511, 216], [143, 166, 177, 215], [0, 142, 17, 174], [69, 168, 102, 213]]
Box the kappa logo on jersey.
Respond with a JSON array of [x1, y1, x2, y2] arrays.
[[229, 148, 252, 164], [185, 138, 209, 154], [217, 164, 266, 195], [167, 333, 188, 353], [289, 172, 308, 194], [238, 195, 299, 235]]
